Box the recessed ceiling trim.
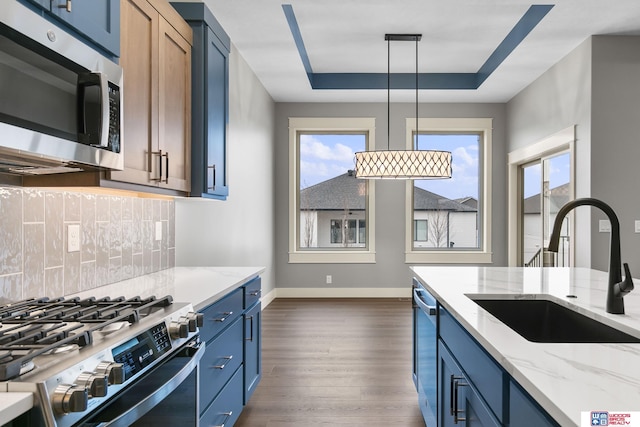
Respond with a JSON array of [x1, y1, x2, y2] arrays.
[[283, 4, 554, 90]]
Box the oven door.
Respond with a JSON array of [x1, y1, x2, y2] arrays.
[[78, 338, 204, 427]]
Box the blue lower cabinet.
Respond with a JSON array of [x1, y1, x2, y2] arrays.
[[199, 317, 243, 410], [430, 305, 559, 426], [509, 381, 559, 427], [244, 302, 261, 403], [438, 341, 500, 427], [200, 366, 243, 427]]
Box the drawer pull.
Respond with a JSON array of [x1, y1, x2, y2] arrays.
[[249, 290, 261, 297], [214, 411, 233, 427], [453, 377, 468, 424], [214, 312, 233, 322], [212, 356, 233, 370]]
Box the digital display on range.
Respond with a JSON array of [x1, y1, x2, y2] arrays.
[[111, 322, 172, 380]]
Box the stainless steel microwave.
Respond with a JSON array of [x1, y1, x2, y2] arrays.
[[0, 2, 123, 175]]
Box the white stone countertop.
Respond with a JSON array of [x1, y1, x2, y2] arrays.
[[411, 266, 640, 427], [0, 392, 33, 425], [69, 266, 266, 310], [0, 266, 265, 423]]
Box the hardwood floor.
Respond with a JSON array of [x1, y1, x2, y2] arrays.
[[235, 298, 425, 427]]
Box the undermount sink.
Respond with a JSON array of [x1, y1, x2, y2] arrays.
[[469, 296, 640, 343]]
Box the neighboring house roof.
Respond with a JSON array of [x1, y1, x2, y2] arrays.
[[523, 183, 570, 214], [300, 170, 366, 210], [415, 188, 476, 212], [454, 197, 478, 210], [300, 170, 476, 212]]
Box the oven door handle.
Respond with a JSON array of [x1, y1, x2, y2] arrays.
[[95, 341, 205, 427]]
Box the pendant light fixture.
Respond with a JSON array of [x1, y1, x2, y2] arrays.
[[354, 34, 452, 179]]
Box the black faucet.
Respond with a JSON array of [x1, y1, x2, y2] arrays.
[[547, 198, 634, 314]]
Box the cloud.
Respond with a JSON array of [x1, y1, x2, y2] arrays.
[[300, 135, 355, 162], [453, 146, 476, 166]]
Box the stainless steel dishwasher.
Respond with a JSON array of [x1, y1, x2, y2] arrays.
[[413, 278, 437, 426]]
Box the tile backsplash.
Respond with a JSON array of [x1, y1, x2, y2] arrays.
[[0, 187, 175, 302]]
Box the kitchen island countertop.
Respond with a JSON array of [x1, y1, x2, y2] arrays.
[[411, 266, 640, 427]]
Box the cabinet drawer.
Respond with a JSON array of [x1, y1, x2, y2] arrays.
[[200, 365, 243, 427], [200, 289, 243, 343], [439, 307, 504, 422], [243, 277, 262, 309], [199, 316, 243, 411]]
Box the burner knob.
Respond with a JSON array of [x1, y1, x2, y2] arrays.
[[52, 384, 88, 414], [186, 312, 204, 329], [95, 361, 125, 385], [76, 372, 108, 397], [169, 320, 189, 339]]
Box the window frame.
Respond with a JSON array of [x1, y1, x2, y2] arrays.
[[404, 117, 493, 264], [288, 117, 376, 264]]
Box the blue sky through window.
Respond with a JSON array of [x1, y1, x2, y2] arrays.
[[299, 133, 364, 188]]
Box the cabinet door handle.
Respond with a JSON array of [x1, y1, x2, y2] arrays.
[[164, 151, 169, 183], [249, 290, 261, 297], [151, 150, 169, 183], [453, 378, 469, 424], [57, 0, 71, 12], [245, 315, 254, 341], [214, 311, 233, 322], [207, 164, 216, 190], [212, 356, 233, 370], [213, 411, 233, 427]]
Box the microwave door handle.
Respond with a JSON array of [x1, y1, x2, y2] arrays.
[[98, 72, 109, 148], [77, 72, 109, 148]]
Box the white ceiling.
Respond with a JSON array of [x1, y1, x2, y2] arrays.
[[198, 0, 640, 103]]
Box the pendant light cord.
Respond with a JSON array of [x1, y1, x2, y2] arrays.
[[415, 36, 419, 150], [387, 36, 391, 151]]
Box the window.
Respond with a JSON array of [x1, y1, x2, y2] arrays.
[[414, 220, 428, 242], [507, 126, 575, 266], [405, 118, 492, 264], [289, 117, 376, 263]]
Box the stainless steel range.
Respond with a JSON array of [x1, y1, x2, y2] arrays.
[[0, 295, 204, 427]]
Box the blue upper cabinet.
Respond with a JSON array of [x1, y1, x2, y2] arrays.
[[172, 2, 230, 200], [20, 0, 120, 58]]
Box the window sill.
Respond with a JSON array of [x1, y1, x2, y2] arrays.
[[405, 251, 492, 264], [289, 251, 376, 264]]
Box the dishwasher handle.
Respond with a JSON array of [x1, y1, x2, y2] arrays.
[[413, 287, 437, 316]]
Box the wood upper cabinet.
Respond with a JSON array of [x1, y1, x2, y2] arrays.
[[110, 0, 192, 192]]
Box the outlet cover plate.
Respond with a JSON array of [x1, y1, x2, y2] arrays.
[[67, 224, 80, 253]]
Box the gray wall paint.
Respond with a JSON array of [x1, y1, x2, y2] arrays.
[[175, 45, 277, 296], [507, 35, 640, 272], [507, 38, 593, 268], [590, 36, 640, 273], [274, 102, 508, 290]]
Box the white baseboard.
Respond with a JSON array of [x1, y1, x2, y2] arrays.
[[260, 288, 277, 308], [273, 287, 411, 299]]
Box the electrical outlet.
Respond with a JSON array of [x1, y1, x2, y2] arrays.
[[599, 220, 611, 233], [635, 220, 640, 233], [326, 275, 332, 284], [155, 221, 162, 241], [67, 224, 80, 253]]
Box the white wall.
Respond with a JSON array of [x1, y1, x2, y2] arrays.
[[175, 45, 276, 296]]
